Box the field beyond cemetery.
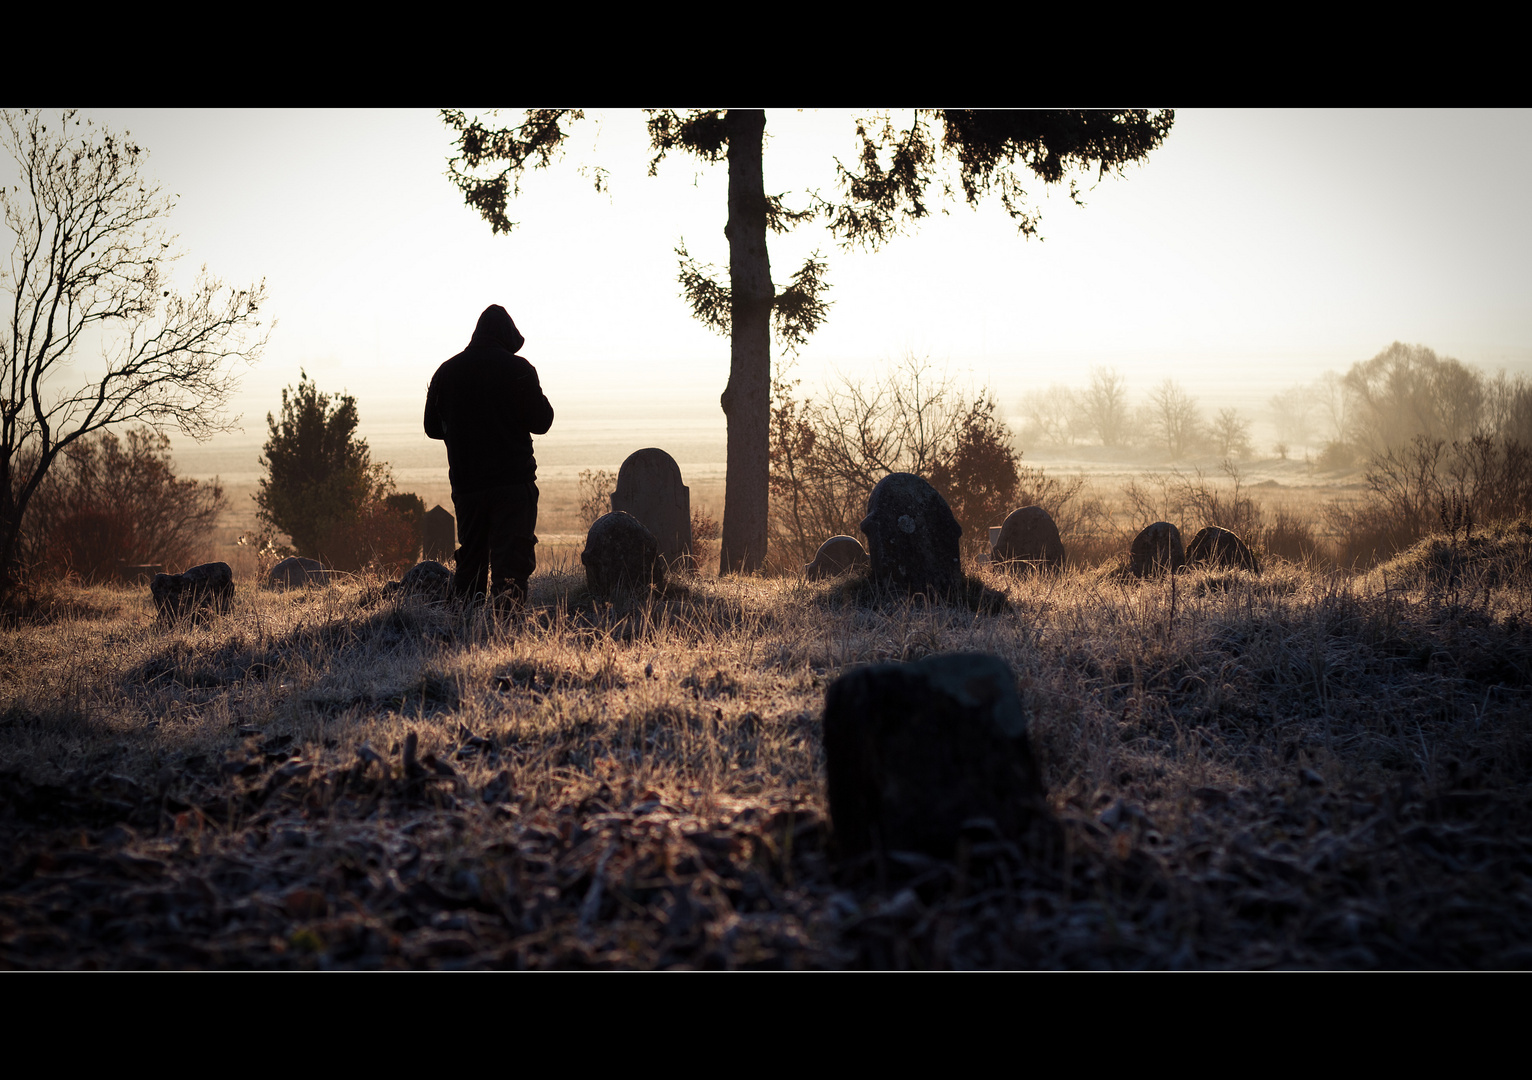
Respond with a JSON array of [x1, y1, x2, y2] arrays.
[[3, 519, 1530, 970]]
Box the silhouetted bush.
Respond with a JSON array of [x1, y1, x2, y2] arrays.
[[254, 372, 421, 572], [17, 428, 226, 581], [577, 469, 618, 529]]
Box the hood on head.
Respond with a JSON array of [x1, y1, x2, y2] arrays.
[[470, 305, 526, 354]]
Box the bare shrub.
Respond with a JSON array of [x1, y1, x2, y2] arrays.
[[17, 427, 226, 580], [577, 469, 618, 529], [1326, 433, 1532, 568], [1122, 462, 1262, 542], [769, 355, 1049, 565], [691, 505, 721, 572], [1262, 506, 1322, 565]]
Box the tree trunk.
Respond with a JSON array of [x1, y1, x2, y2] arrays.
[[718, 110, 772, 575]]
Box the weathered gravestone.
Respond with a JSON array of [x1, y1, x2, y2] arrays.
[[1129, 521, 1186, 577], [859, 473, 962, 597], [993, 505, 1065, 573], [610, 448, 692, 570], [422, 506, 456, 563], [804, 535, 869, 580], [823, 652, 1049, 859], [151, 562, 235, 621], [268, 556, 328, 590], [581, 512, 666, 595], [1187, 525, 1261, 573]]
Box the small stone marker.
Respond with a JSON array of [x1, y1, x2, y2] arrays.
[[422, 505, 456, 563], [858, 472, 962, 597], [993, 505, 1065, 572], [268, 555, 328, 590], [151, 562, 234, 621], [610, 448, 692, 570], [581, 511, 666, 595], [1186, 525, 1261, 573], [804, 535, 868, 580], [394, 559, 454, 598], [1129, 521, 1186, 577], [823, 652, 1049, 859]]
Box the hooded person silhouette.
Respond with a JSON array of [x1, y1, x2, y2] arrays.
[[425, 305, 554, 606]]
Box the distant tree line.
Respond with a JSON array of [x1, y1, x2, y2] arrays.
[[1021, 343, 1532, 469], [1019, 367, 1255, 462]]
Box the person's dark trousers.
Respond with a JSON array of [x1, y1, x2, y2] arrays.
[[451, 482, 539, 601]]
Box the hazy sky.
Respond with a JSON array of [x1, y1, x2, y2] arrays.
[[18, 108, 1532, 449]]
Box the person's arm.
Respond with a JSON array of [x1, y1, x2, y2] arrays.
[[521, 365, 554, 435], [424, 374, 445, 440]]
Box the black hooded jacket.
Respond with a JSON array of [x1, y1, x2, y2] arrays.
[[424, 305, 554, 493]]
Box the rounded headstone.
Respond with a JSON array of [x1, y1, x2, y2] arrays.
[[858, 473, 962, 597], [397, 559, 454, 596], [268, 555, 328, 590], [993, 505, 1065, 573], [151, 561, 235, 620], [581, 511, 666, 595], [823, 652, 1049, 859], [1187, 526, 1261, 573], [1129, 521, 1186, 577], [804, 535, 869, 580], [611, 448, 693, 570]]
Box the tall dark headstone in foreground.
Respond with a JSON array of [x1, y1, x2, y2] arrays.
[[581, 511, 666, 595], [804, 535, 868, 580], [993, 505, 1065, 572], [858, 473, 962, 597], [823, 652, 1049, 860], [423, 505, 456, 563], [1130, 521, 1186, 577], [611, 448, 692, 570], [1187, 525, 1261, 573]]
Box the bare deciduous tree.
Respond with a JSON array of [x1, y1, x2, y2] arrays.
[[1341, 342, 1486, 454], [0, 109, 267, 594], [1210, 406, 1253, 459], [1018, 383, 1078, 447], [1076, 366, 1132, 447], [1146, 378, 1202, 459], [1268, 383, 1314, 448]]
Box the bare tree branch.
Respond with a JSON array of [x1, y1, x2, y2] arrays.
[[0, 109, 268, 592]]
